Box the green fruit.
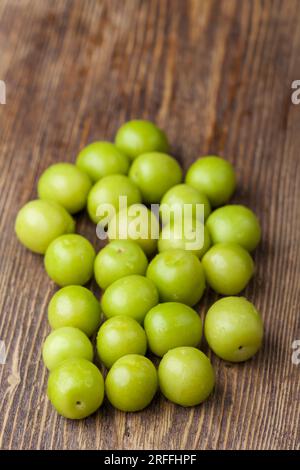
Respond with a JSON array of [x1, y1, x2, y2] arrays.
[[206, 205, 261, 252], [144, 302, 202, 357], [147, 249, 206, 306], [158, 218, 211, 259], [107, 204, 159, 257], [48, 286, 101, 336], [185, 156, 236, 207], [101, 274, 159, 323], [15, 199, 75, 254], [202, 242, 254, 295], [160, 183, 211, 222], [204, 296, 263, 362], [158, 347, 215, 406], [47, 358, 104, 419], [105, 354, 158, 411], [87, 174, 141, 224], [42, 327, 93, 371], [94, 240, 148, 289], [129, 152, 182, 203], [96, 316, 147, 368], [38, 163, 92, 214], [44, 234, 95, 286], [76, 141, 130, 183], [115, 120, 169, 160]]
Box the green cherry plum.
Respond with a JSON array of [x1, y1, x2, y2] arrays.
[[94, 240, 148, 289], [147, 249, 206, 306], [158, 347, 215, 406], [158, 218, 211, 259], [129, 152, 182, 203], [15, 199, 75, 254], [107, 204, 159, 257], [38, 163, 92, 214], [206, 204, 261, 252], [96, 316, 147, 368], [204, 296, 263, 362], [44, 234, 96, 286], [87, 174, 141, 224], [144, 302, 202, 357], [48, 286, 101, 336], [105, 354, 158, 411], [101, 274, 159, 323], [160, 183, 211, 223], [47, 358, 104, 419], [115, 120, 169, 160], [42, 327, 93, 371], [202, 242, 254, 295], [76, 141, 130, 183], [185, 156, 236, 207]]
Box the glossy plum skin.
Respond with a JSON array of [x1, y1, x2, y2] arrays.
[[206, 204, 261, 252], [47, 358, 104, 419], [107, 204, 159, 257], [76, 141, 130, 182], [101, 274, 159, 323], [185, 156, 236, 207], [129, 152, 182, 204], [105, 354, 158, 411], [146, 249, 206, 306], [87, 174, 141, 224], [160, 183, 211, 222], [204, 296, 263, 362], [44, 234, 96, 286], [144, 302, 202, 357], [38, 163, 92, 214], [94, 240, 148, 289], [158, 347, 215, 406], [15, 199, 75, 254], [42, 327, 93, 371], [115, 120, 169, 160], [96, 316, 147, 368], [48, 286, 101, 336], [202, 242, 254, 295]]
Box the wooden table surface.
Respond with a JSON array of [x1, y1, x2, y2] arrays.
[[0, 0, 299, 450]]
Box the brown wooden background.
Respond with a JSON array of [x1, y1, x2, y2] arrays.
[[0, 0, 299, 450]]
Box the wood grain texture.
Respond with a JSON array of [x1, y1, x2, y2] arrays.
[[0, 0, 299, 450]]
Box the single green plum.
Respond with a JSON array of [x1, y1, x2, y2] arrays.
[[47, 358, 104, 419], [158, 347, 215, 406], [160, 183, 211, 223], [42, 327, 93, 371], [129, 152, 182, 204], [38, 163, 92, 214], [48, 286, 101, 336], [185, 156, 236, 207], [96, 315, 147, 368], [76, 141, 130, 182], [87, 174, 141, 224], [204, 296, 263, 362], [158, 218, 211, 259], [115, 120, 169, 160], [144, 302, 202, 357], [105, 354, 158, 411], [107, 204, 159, 257], [206, 204, 261, 252], [146, 249, 206, 306], [101, 274, 159, 323], [15, 199, 75, 254], [44, 234, 96, 286], [202, 242, 254, 295], [94, 240, 148, 289]]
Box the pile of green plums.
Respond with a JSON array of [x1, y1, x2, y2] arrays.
[[15, 119, 264, 419]]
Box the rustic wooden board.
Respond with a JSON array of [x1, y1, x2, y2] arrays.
[[0, 0, 299, 450]]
